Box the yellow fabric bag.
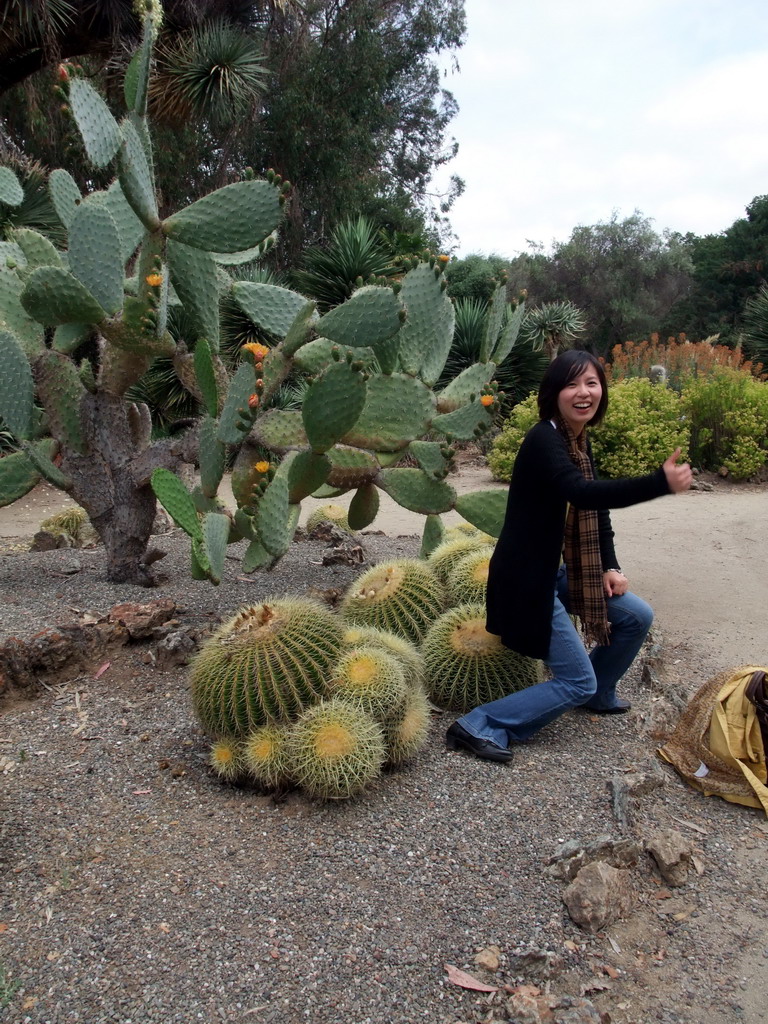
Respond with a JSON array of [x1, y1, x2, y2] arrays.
[[658, 666, 768, 816]]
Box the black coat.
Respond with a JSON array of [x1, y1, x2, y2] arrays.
[[486, 420, 670, 659]]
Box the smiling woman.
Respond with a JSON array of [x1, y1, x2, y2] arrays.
[[445, 349, 693, 765]]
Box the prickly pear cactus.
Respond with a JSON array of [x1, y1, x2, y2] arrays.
[[422, 603, 544, 713], [0, 5, 525, 586]]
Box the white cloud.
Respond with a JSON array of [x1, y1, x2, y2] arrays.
[[439, 0, 768, 255]]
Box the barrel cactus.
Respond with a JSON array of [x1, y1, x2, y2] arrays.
[[244, 724, 292, 789], [341, 624, 425, 689], [190, 597, 344, 737], [427, 535, 491, 585], [287, 698, 386, 800], [445, 544, 495, 606], [422, 603, 543, 712], [383, 685, 432, 767], [305, 503, 351, 533], [328, 646, 408, 721], [340, 558, 446, 644], [209, 739, 245, 782]]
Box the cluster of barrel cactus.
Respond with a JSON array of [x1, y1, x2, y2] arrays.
[[193, 529, 542, 799], [192, 596, 431, 799], [0, 2, 524, 584]]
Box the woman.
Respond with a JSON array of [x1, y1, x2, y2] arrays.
[[446, 350, 692, 764]]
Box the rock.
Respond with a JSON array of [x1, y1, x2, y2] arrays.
[[646, 829, 692, 887], [151, 507, 174, 535], [608, 769, 665, 827], [473, 945, 501, 971], [507, 947, 565, 979], [562, 861, 635, 932], [547, 835, 641, 881], [29, 530, 60, 551], [107, 599, 177, 639], [552, 996, 606, 1023], [155, 629, 198, 669], [321, 543, 365, 566]]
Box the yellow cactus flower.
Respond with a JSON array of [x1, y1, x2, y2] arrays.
[[145, 273, 163, 288], [254, 461, 270, 473], [242, 342, 270, 360], [480, 395, 494, 407]]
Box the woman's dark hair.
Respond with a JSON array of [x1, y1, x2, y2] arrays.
[[537, 350, 609, 426]]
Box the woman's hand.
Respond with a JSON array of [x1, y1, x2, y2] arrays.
[[603, 569, 628, 597], [663, 448, 693, 493]]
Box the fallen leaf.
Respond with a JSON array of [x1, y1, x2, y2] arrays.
[[22, 997, 38, 1010], [602, 964, 620, 979], [654, 889, 673, 900], [158, 922, 170, 933], [132, 789, 151, 795], [444, 964, 499, 992], [564, 940, 579, 952], [671, 815, 707, 835], [0, 923, 8, 932], [94, 661, 111, 679], [691, 854, 706, 875], [606, 934, 622, 954]]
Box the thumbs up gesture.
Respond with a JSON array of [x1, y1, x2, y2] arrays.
[[663, 448, 693, 493]]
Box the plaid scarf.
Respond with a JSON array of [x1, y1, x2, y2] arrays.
[[556, 415, 611, 647]]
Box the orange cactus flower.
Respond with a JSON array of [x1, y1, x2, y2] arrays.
[[480, 395, 494, 407], [248, 394, 260, 409], [242, 342, 270, 360], [437, 254, 450, 264], [145, 273, 163, 287], [254, 460, 270, 474]]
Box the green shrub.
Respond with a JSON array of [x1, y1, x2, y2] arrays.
[[682, 368, 768, 479], [488, 380, 689, 481], [487, 393, 539, 480], [590, 378, 689, 478]]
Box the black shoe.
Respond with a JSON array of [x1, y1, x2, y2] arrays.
[[581, 698, 632, 715], [445, 722, 514, 763]]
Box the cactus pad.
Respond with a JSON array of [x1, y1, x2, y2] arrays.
[[347, 482, 379, 530], [0, 329, 34, 439], [163, 180, 281, 253], [341, 373, 435, 452], [316, 285, 402, 347], [454, 490, 508, 538], [190, 598, 344, 736], [377, 468, 456, 515], [21, 266, 106, 326], [0, 166, 24, 207], [422, 603, 543, 712], [69, 78, 122, 168], [302, 360, 367, 454]]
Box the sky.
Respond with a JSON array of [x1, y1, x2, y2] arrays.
[[436, 0, 768, 257]]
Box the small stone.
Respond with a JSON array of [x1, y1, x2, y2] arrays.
[[646, 829, 693, 887], [562, 861, 635, 933]]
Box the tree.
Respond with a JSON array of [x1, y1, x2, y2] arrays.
[[1, 1, 467, 255], [662, 196, 768, 344], [444, 253, 511, 304], [512, 212, 693, 357]]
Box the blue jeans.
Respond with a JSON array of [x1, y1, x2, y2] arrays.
[[458, 566, 653, 746]]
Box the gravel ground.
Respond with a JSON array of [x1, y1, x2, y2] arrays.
[[1, 531, 766, 1024]]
